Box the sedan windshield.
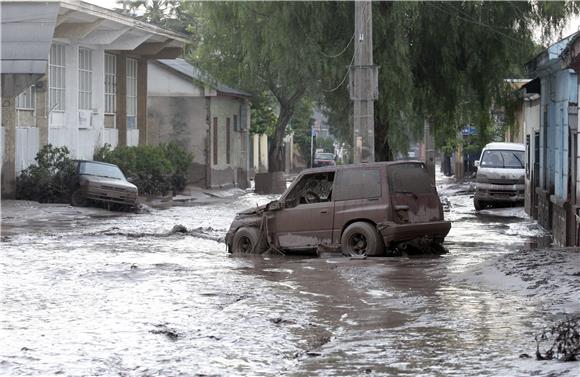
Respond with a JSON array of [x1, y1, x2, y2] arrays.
[[80, 162, 126, 180], [315, 153, 334, 161], [480, 150, 524, 169]]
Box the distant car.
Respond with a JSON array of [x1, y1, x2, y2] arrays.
[[473, 142, 525, 210], [225, 161, 451, 257], [71, 160, 138, 208], [313, 152, 336, 168]]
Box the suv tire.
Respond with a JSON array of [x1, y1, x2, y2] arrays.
[[474, 198, 484, 211], [232, 227, 267, 254], [341, 222, 384, 257]]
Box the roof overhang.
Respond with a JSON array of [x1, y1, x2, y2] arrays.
[[1, 0, 189, 96], [561, 34, 580, 72]]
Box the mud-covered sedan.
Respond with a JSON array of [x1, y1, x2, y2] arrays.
[[71, 160, 138, 208]]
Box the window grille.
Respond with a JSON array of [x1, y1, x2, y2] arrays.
[[78, 48, 93, 110], [213, 117, 218, 165], [127, 58, 138, 128], [104, 53, 116, 114], [49, 44, 65, 111], [16, 86, 36, 110], [226, 117, 231, 164]]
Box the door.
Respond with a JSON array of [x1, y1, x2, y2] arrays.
[[332, 167, 387, 242], [272, 171, 335, 249], [388, 163, 441, 223]]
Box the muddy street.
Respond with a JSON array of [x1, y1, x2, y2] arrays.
[[1, 179, 579, 376]]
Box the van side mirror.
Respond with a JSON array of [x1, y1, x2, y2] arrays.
[[474, 161, 480, 168]]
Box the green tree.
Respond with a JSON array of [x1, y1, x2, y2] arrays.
[[325, 1, 578, 159], [191, 1, 353, 172]]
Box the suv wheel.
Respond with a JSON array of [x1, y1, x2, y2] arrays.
[[341, 222, 384, 257], [232, 227, 267, 254]]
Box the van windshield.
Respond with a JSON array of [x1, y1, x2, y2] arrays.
[[480, 150, 524, 169]]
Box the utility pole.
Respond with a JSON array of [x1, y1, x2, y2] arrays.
[[350, 0, 378, 163]]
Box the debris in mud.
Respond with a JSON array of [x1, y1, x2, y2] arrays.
[[150, 324, 180, 341], [535, 316, 580, 361], [1, 236, 11, 242], [440, 196, 451, 212], [269, 317, 295, 325], [87, 225, 224, 242], [170, 224, 188, 234]]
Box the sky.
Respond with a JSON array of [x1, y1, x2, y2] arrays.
[[86, 0, 579, 44]]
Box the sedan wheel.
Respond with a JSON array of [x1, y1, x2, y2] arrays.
[[71, 189, 88, 207]]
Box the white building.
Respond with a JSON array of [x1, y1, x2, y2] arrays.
[[1, 0, 187, 196]]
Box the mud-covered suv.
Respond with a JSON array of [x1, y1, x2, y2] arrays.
[[226, 161, 451, 256]]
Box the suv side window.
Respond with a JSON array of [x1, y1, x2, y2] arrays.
[[284, 172, 335, 207], [334, 168, 381, 201], [388, 163, 433, 194]]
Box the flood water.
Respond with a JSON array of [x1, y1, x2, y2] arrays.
[[1, 177, 579, 376]]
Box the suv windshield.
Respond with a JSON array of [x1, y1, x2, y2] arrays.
[[80, 162, 126, 180], [480, 150, 524, 169]]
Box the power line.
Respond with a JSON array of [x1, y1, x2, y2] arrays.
[[425, 2, 529, 47]]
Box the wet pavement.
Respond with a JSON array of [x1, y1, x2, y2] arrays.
[[1, 176, 580, 376]]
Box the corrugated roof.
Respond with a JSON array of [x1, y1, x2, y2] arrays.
[[157, 58, 251, 98]]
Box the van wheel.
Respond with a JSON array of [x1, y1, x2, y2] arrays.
[[341, 222, 384, 257], [474, 198, 484, 211], [71, 189, 88, 207], [232, 227, 267, 254]]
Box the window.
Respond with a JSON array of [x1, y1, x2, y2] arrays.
[[213, 117, 218, 165], [16, 86, 35, 110], [233, 114, 238, 132], [127, 58, 138, 128], [226, 117, 231, 164], [104, 53, 116, 114], [388, 163, 432, 194], [78, 48, 92, 111], [49, 44, 65, 111], [285, 172, 335, 206], [334, 168, 381, 201]]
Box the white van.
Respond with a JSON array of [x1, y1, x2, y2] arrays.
[[473, 142, 525, 210]]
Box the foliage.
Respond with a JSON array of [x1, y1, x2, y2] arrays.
[[94, 143, 192, 195], [289, 98, 316, 166], [250, 93, 278, 136], [186, 1, 578, 164], [316, 136, 335, 155], [161, 142, 194, 192], [16, 144, 76, 203], [190, 1, 353, 171]]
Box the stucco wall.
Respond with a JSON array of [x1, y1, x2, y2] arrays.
[[147, 96, 208, 186], [209, 96, 249, 188]]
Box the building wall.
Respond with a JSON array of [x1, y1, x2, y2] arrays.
[[209, 96, 249, 188], [147, 96, 208, 187], [252, 133, 269, 174], [1, 41, 148, 192], [147, 62, 251, 189], [524, 96, 541, 217]]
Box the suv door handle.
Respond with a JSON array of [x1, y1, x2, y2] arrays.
[[321, 210, 328, 214], [368, 198, 379, 201]]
